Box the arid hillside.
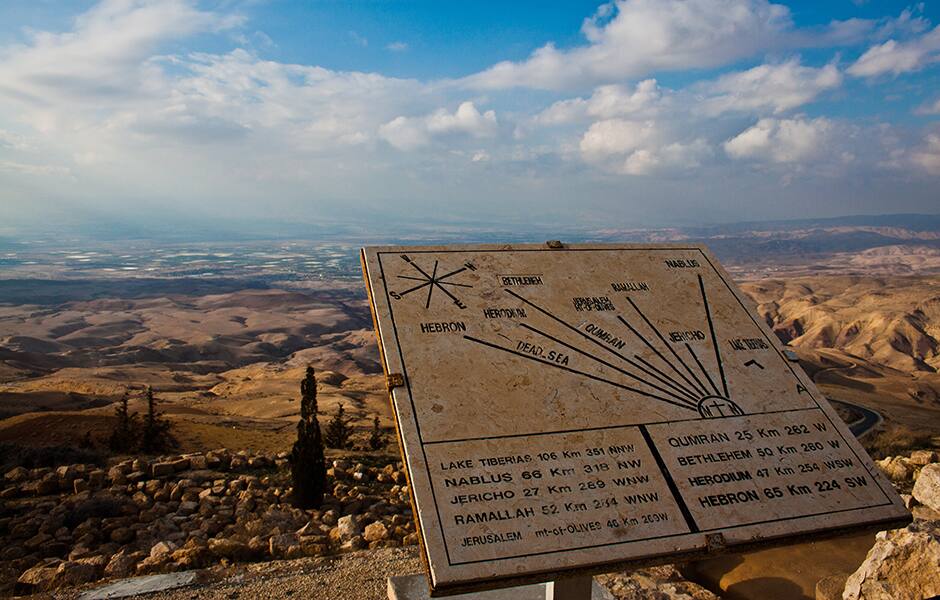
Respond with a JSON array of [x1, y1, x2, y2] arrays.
[[740, 276, 940, 437], [741, 276, 940, 372], [1, 273, 939, 457], [0, 285, 387, 454]]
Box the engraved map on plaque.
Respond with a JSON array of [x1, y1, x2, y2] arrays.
[[360, 244, 910, 594]]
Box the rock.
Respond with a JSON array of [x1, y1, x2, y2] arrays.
[[178, 500, 199, 515], [35, 475, 59, 496], [913, 505, 940, 522], [53, 559, 100, 586], [247, 535, 268, 557], [913, 463, 940, 512], [108, 466, 127, 485], [1, 545, 26, 561], [909, 450, 939, 466], [110, 527, 135, 544], [208, 537, 252, 561], [340, 535, 366, 551], [402, 533, 419, 546], [172, 539, 211, 569], [269, 533, 300, 558], [73, 478, 89, 494], [843, 521, 940, 600], [104, 549, 143, 578], [329, 515, 360, 543], [150, 540, 177, 559], [878, 457, 913, 482], [151, 462, 176, 478], [296, 521, 320, 537], [363, 521, 389, 542], [16, 560, 59, 592], [5, 466, 28, 482], [88, 469, 106, 488], [321, 509, 338, 526], [56, 465, 77, 483], [25, 532, 53, 550]]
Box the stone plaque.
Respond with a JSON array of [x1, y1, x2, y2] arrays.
[[360, 243, 910, 595]]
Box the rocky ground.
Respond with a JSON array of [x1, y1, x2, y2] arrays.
[[2, 447, 940, 599], [2, 449, 415, 596]]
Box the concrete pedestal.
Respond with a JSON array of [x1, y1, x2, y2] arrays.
[[388, 574, 614, 600]]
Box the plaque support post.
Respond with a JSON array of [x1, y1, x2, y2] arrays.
[[547, 575, 594, 600]]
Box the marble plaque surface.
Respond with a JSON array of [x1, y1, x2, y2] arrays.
[[360, 243, 910, 595]]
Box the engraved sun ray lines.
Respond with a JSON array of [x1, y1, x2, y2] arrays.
[[487, 288, 700, 412], [464, 279, 736, 417], [617, 275, 730, 405]]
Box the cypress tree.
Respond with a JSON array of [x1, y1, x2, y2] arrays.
[[108, 391, 137, 452], [368, 415, 385, 451], [291, 366, 326, 508], [141, 386, 172, 453], [323, 403, 353, 450]]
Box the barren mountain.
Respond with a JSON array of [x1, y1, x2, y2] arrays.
[[742, 276, 940, 372]]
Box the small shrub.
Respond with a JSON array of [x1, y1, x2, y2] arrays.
[[108, 392, 138, 453], [323, 403, 353, 450], [368, 415, 386, 451], [864, 423, 933, 460], [141, 386, 174, 453]]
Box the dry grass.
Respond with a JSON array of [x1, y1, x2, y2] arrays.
[[863, 423, 935, 459]]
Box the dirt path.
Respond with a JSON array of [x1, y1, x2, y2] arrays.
[[131, 548, 423, 600], [60, 548, 717, 600]]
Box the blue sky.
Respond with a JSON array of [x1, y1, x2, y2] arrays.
[[0, 0, 938, 233]]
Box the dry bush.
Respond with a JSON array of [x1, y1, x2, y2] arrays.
[[864, 424, 933, 459]]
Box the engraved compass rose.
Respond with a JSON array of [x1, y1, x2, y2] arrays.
[[390, 254, 475, 309]]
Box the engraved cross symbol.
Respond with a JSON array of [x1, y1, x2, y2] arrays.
[[707, 400, 726, 416], [390, 255, 475, 309]]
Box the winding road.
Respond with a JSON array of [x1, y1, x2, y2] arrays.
[[809, 356, 883, 437]]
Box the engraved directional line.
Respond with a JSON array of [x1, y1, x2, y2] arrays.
[[686, 343, 720, 396], [617, 315, 703, 398], [392, 256, 473, 308], [518, 322, 698, 408], [622, 298, 711, 396], [463, 335, 697, 412], [505, 289, 699, 406], [698, 274, 729, 398]]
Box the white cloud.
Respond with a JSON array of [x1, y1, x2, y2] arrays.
[[622, 139, 712, 175], [380, 101, 497, 150], [0, 159, 71, 177], [579, 118, 711, 175], [698, 59, 842, 115], [580, 119, 657, 159], [724, 117, 834, 163], [536, 79, 661, 124], [848, 25, 940, 77], [910, 133, 940, 175], [916, 97, 940, 115], [386, 41, 408, 52], [0, 0, 242, 112], [463, 0, 867, 91]]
